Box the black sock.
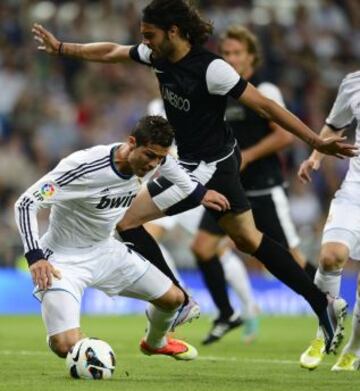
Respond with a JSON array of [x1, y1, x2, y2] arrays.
[[253, 235, 327, 316], [304, 262, 317, 280], [118, 226, 187, 299], [196, 255, 234, 319]]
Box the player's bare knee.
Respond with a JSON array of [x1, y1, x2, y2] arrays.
[[232, 231, 260, 254], [153, 285, 185, 311], [319, 247, 346, 271], [191, 237, 218, 261]]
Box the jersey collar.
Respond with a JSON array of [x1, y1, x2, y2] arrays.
[[110, 145, 134, 180]]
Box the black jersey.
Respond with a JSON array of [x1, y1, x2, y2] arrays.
[[130, 44, 247, 162], [225, 76, 285, 191]]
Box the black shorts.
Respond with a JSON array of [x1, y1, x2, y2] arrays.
[[147, 146, 250, 220], [199, 186, 300, 249]]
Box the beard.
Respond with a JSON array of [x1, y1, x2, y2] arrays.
[[152, 36, 175, 59]]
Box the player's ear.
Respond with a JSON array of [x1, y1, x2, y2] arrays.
[[168, 25, 179, 40], [128, 136, 137, 150]]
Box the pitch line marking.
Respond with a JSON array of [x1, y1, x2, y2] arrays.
[[0, 350, 330, 366]]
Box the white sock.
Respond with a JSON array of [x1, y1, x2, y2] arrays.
[[314, 266, 343, 339], [221, 249, 257, 319], [145, 304, 179, 349], [343, 292, 360, 356], [159, 243, 184, 286]]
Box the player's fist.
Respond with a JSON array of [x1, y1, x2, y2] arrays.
[[201, 190, 230, 212], [30, 259, 62, 291], [297, 159, 320, 184], [32, 23, 61, 55]]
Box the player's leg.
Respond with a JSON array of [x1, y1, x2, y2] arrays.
[[218, 209, 347, 354], [219, 245, 259, 343], [191, 212, 243, 345], [118, 225, 184, 290], [332, 273, 360, 371], [42, 290, 83, 358], [299, 241, 348, 369], [300, 199, 359, 369], [250, 188, 316, 279], [145, 217, 184, 284], [34, 245, 89, 359], [118, 224, 200, 327], [115, 250, 198, 361]]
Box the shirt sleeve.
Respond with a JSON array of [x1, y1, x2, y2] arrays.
[[257, 82, 286, 108], [14, 157, 91, 265], [158, 155, 206, 203], [325, 78, 353, 130], [129, 43, 153, 66], [206, 59, 248, 99]]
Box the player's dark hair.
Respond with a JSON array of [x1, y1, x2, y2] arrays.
[[142, 0, 213, 45], [131, 116, 174, 147], [219, 26, 262, 69]]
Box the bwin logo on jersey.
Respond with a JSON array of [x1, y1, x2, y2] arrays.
[[161, 86, 190, 112], [96, 193, 137, 209]]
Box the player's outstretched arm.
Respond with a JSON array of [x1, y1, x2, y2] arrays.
[[32, 23, 132, 62], [239, 83, 357, 159]]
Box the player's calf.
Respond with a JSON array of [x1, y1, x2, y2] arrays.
[[151, 284, 185, 311], [49, 329, 83, 358]]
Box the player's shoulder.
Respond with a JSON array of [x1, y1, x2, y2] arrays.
[[343, 70, 360, 82], [53, 144, 117, 176], [339, 70, 360, 91], [190, 46, 223, 68], [65, 144, 115, 164]]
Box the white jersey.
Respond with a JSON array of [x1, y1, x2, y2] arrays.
[[325, 71, 360, 182], [15, 143, 205, 260]]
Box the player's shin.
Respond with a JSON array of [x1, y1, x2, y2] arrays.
[[145, 304, 179, 348]]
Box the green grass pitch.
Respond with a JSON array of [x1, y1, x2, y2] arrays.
[[0, 315, 359, 391]]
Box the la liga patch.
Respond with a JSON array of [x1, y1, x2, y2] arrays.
[[40, 183, 56, 198]]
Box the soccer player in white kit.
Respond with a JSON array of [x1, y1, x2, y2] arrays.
[[298, 71, 360, 371], [14, 116, 229, 361]]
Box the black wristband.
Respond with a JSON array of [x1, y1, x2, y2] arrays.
[[25, 249, 46, 266], [189, 182, 207, 204], [58, 42, 63, 56]]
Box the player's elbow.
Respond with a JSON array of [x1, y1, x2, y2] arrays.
[[14, 195, 25, 215], [103, 44, 128, 63]]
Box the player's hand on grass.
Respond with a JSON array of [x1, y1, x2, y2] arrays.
[[297, 159, 320, 184], [201, 190, 230, 212], [32, 23, 61, 55], [30, 259, 62, 290], [315, 136, 358, 158]]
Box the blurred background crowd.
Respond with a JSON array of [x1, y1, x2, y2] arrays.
[[0, 0, 359, 268]]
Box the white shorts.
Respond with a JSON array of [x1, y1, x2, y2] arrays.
[[35, 237, 172, 336], [322, 181, 360, 260]]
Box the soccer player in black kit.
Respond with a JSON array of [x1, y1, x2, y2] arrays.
[[32, 0, 357, 354], [193, 26, 318, 344]]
